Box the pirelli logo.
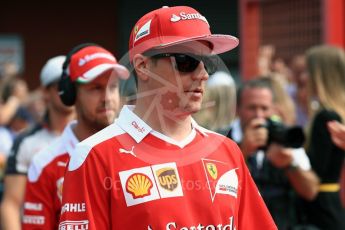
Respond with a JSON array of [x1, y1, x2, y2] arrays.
[[22, 215, 45, 225], [119, 162, 183, 207], [59, 220, 89, 230], [156, 167, 178, 191]]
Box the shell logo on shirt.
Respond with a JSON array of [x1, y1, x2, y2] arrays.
[[119, 162, 183, 207], [126, 173, 153, 198]]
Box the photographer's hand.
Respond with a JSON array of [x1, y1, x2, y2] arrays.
[[240, 118, 268, 158], [12, 80, 29, 104], [266, 143, 293, 168], [267, 144, 320, 200]]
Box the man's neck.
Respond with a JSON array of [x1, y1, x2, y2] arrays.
[[48, 110, 74, 135], [133, 104, 193, 142], [73, 121, 101, 142]]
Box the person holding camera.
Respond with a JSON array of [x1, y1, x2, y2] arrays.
[[226, 78, 319, 230]]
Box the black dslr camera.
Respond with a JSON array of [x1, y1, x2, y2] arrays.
[[263, 117, 305, 148]]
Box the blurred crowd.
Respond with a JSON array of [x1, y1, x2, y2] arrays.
[[193, 44, 345, 230], [0, 62, 45, 173]]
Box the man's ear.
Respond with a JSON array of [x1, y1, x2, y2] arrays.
[[133, 54, 149, 81]]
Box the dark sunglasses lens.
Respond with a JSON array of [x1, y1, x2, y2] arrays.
[[174, 54, 200, 73], [174, 54, 218, 75], [202, 57, 217, 75]]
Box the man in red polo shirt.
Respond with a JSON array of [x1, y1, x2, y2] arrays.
[[21, 44, 129, 229], [59, 6, 277, 230]]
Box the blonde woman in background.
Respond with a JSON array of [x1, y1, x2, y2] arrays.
[[193, 71, 236, 132], [297, 45, 345, 230], [262, 73, 296, 125]]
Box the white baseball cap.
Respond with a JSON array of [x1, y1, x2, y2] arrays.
[[40, 55, 66, 87]]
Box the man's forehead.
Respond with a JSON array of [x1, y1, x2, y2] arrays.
[[242, 87, 273, 101], [154, 40, 212, 55], [244, 86, 272, 95]]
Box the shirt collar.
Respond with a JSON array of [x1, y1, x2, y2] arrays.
[[117, 105, 152, 143], [61, 120, 79, 156], [117, 105, 207, 143]]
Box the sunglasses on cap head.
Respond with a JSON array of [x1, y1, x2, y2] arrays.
[[146, 53, 218, 75]]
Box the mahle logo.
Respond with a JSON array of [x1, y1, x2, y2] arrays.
[[156, 167, 178, 191]]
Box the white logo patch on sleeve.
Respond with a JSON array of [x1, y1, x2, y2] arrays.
[[134, 20, 152, 43]]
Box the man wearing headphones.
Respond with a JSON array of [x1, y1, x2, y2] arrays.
[[21, 44, 129, 229]]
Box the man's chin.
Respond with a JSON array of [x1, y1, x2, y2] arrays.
[[94, 120, 112, 131], [174, 107, 200, 118], [97, 115, 115, 126], [186, 104, 202, 114]]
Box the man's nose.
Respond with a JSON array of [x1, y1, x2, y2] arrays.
[[191, 62, 209, 81], [254, 109, 266, 119]]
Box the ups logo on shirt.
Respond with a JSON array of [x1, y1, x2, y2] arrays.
[[156, 168, 178, 191]]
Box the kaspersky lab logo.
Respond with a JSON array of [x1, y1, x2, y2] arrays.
[[147, 216, 236, 230]]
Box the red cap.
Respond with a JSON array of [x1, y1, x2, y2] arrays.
[[68, 46, 129, 83], [129, 6, 239, 62]]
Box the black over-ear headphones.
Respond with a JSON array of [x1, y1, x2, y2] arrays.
[[58, 43, 101, 106]]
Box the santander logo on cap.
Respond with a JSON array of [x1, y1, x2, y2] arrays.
[[78, 53, 116, 66], [170, 12, 209, 25]]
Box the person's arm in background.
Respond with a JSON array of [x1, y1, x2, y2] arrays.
[[1, 175, 27, 230], [327, 121, 345, 151], [327, 121, 345, 207], [267, 144, 320, 201], [340, 163, 345, 207], [0, 79, 28, 125], [1, 132, 33, 230], [0, 97, 20, 125]]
